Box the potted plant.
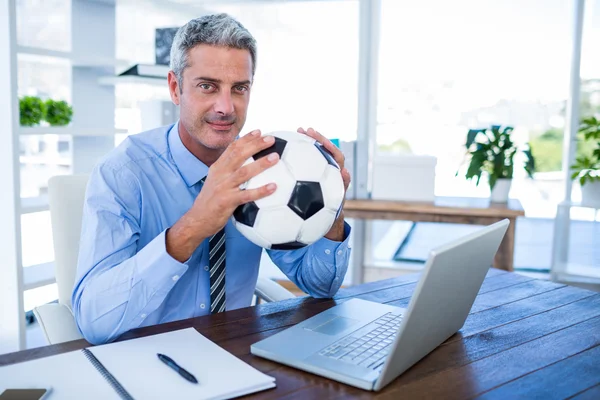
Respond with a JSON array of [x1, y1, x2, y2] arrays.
[[458, 125, 535, 202], [571, 115, 600, 207], [19, 96, 46, 126], [44, 99, 73, 126]]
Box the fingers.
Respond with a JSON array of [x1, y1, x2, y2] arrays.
[[341, 167, 351, 191], [221, 130, 275, 170], [231, 152, 280, 187], [300, 127, 346, 169], [235, 183, 277, 205], [230, 129, 262, 150]]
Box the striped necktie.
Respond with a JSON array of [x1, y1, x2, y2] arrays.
[[200, 177, 226, 314]]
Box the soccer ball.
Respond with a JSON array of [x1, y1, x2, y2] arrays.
[[232, 131, 345, 250]]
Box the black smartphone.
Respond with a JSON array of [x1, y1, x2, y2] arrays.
[[0, 388, 51, 400]]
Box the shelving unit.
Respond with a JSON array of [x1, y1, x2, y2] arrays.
[[2, 0, 124, 352], [16, 45, 70, 60], [98, 74, 166, 87], [20, 195, 50, 214], [1, 0, 24, 355], [17, 45, 129, 68], [548, 0, 598, 289], [23, 262, 56, 291], [19, 126, 127, 136], [551, 201, 600, 285]]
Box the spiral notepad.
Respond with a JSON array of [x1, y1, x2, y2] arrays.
[[0, 328, 276, 399], [82, 348, 134, 400]]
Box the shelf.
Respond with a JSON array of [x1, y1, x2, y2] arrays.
[[23, 262, 56, 291], [558, 200, 600, 210], [20, 154, 71, 167], [21, 195, 49, 214], [17, 46, 70, 60], [19, 126, 128, 136], [560, 262, 600, 278], [553, 263, 600, 285], [17, 45, 128, 68], [98, 75, 167, 87]]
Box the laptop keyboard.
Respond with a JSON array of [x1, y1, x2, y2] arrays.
[[318, 312, 403, 371]]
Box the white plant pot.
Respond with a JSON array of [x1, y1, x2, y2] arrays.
[[581, 181, 600, 208], [490, 178, 512, 203]]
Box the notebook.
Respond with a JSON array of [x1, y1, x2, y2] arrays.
[[0, 328, 276, 399]]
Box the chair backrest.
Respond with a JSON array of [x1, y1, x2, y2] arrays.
[[48, 174, 89, 310]]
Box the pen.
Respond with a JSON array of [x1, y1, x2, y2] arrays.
[[157, 353, 198, 384]]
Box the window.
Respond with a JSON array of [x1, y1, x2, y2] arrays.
[[210, 1, 359, 141], [18, 55, 72, 199], [21, 211, 54, 268], [19, 135, 72, 199], [18, 54, 71, 101], [114, 0, 359, 142], [16, 0, 71, 52], [376, 0, 572, 218]]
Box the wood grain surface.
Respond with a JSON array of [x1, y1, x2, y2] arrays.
[[1, 269, 598, 399]]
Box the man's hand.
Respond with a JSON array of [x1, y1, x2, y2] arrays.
[[167, 130, 279, 262], [297, 127, 351, 242]]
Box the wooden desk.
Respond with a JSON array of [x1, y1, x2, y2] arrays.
[[2, 270, 599, 399], [344, 197, 525, 271]]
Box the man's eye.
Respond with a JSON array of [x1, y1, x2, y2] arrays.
[[235, 85, 248, 92], [198, 83, 213, 90]]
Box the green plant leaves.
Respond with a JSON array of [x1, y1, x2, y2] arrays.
[[19, 96, 73, 127], [523, 145, 535, 178], [44, 99, 73, 126], [502, 126, 514, 135], [458, 125, 533, 190], [19, 96, 45, 126], [571, 115, 600, 186], [466, 148, 486, 186], [466, 129, 480, 148]]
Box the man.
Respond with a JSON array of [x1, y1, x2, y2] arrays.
[[72, 13, 352, 345]]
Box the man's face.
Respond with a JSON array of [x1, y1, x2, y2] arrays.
[[169, 44, 253, 151]]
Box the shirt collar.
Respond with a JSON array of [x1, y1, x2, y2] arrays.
[[168, 121, 209, 187]]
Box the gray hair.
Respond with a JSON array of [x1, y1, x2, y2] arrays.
[[170, 13, 257, 89]]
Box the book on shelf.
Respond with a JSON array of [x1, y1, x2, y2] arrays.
[[118, 63, 170, 79]]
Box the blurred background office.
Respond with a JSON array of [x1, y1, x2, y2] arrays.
[[1, 0, 599, 354]]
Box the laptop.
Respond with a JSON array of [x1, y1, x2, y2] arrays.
[[250, 219, 509, 391]]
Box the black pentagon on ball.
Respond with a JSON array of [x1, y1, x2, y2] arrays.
[[271, 241, 307, 250], [252, 137, 287, 161], [233, 201, 259, 227], [288, 181, 324, 220], [314, 142, 339, 169]]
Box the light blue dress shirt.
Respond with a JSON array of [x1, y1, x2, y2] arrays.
[[72, 123, 351, 345]]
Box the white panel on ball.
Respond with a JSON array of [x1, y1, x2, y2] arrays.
[[284, 141, 328, 182], [245, 162, 296, 209], [232, 221, 272, 249], [320, 165, 345, 212], [254, 206, 304, 245], [298, 208, 337, 244]]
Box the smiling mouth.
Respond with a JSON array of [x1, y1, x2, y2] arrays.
[[207, 121, 234, 131]]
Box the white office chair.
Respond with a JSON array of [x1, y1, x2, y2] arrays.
[[33, 174, 294, 345]]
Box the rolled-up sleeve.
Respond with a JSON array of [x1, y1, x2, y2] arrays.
[[71, 164, 188, 345], [267, 222, 351, 298]]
